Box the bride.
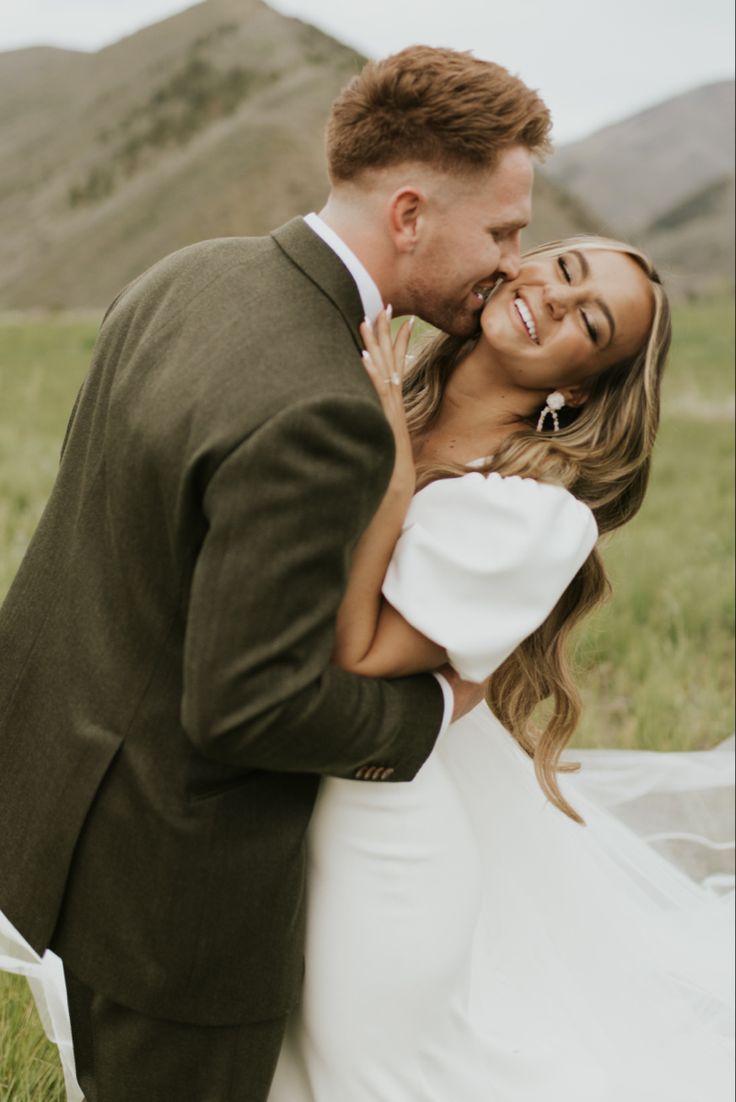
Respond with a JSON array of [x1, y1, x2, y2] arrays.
[[268, 236, 734, 1100], [2, 236, 733, 1100]]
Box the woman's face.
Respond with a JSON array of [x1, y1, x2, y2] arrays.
[[478, 247, 654, 394]]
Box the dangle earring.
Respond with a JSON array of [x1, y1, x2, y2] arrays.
[[536, 391, 566, 432]]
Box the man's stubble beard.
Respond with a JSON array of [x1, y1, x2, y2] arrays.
[[404, 275, 482, 339]]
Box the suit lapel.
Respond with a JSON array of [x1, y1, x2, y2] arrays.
[[271, 218, 365, 353]]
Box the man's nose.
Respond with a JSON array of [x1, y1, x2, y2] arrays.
[[496, 236, 522, 282]]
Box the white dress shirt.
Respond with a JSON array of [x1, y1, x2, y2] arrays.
[[303, 212, 455, 735]]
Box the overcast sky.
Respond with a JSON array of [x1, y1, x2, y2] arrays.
[[2, 0, 734, 142]]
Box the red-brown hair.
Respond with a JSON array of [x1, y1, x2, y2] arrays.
[[326, 46, 552, 182]]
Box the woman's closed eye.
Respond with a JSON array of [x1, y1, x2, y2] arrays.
[[581, 310, 598, 345], [558, 255, 599, 345]]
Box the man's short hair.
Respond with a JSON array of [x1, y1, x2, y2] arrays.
[[326, 46, 552, 183]]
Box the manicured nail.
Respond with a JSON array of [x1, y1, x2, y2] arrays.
[[385, 304, 393, 320], [361, 350, 371, 362], [408, 316, 415, 331], [363, 316, 373, 331]]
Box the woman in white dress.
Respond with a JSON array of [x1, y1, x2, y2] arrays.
[[1, 236, 733, 1100], [268, 236, 734, 1101]]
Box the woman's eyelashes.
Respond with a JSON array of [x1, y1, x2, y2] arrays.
[[557, 255, 599, 346], [581, 311, 598, 345]]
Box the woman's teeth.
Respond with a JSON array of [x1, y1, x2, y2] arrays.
[[514, 296, 538, 342]]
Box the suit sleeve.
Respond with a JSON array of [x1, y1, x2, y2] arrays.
[[181, 394, 444, 780]]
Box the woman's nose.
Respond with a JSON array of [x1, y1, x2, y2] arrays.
[[542, 283, 578, 319]]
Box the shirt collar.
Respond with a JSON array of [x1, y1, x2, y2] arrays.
[[303, 212, 384, 323]]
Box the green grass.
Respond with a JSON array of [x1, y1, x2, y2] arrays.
[[0, 972, 66, 1100], [0, 295, 733, 1090], [0, 319, 94, 1098], [571, 292, 735, 749], [573, 415, 734, 749], [660, 293, 735, 414], [0, 318, 96, 596]]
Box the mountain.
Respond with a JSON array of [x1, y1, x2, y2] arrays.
[[0, 0, 366, 308], [544, 80, 734, 293], [545, 81, 735, 233], [639, 175, 735, 297], [524, 171, 612, 250], [0, 0, 602, 309]]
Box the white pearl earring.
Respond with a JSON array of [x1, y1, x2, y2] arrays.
[[536, 391, 566, 433]]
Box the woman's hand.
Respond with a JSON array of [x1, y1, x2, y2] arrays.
[[360, 308, 415, 499]]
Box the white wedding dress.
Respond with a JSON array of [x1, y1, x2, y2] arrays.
[[268, 473, 734, 1101], [1, 473, 733, 1101]]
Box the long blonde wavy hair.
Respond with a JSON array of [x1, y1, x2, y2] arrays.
[[404, 236, 672, 821]]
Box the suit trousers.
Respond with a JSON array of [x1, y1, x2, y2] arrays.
[[63, 966, 288, 1102]]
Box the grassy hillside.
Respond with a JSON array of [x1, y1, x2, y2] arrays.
[[0, 0, 365, 308], [638, 177, 736, 299]]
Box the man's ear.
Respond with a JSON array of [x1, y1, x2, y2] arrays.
[[388, 187, 426, 253], [559, 384, 590, 409]]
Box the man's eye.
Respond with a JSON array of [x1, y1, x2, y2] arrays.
[[558, 256, 572, 283]]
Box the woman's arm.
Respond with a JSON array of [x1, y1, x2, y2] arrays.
[[332, 310, 448, 678]]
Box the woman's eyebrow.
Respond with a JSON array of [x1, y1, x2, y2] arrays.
[[570, 248, 590, 279], [569, 249, 617, 349]]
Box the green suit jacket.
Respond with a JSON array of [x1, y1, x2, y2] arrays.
[[0, 218, 444, 1025]]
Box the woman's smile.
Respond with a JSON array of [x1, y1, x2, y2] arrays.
[[510, 292, 539, 343]]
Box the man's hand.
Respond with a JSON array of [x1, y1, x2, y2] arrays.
[[437, 664, 489, 723]]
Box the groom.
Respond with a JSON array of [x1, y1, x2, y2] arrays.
[[0, 46, 550, 1101]]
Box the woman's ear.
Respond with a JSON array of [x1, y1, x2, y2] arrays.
[[559, 384, 590, 409]]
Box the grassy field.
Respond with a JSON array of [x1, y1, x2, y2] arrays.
[[0, 294, 734, 1095], [573, 295, 734, 749], [0, 969, 67, 1101]]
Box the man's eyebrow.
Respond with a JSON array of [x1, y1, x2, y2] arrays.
[[569, 249, 617, 349], [489, 219, 528, 232]]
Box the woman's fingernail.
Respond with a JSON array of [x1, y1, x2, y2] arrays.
[[385, 304, 393, 320], [408, 316, 415, 331], [363, 316, 372, 330], [361, 350, 371, 362]]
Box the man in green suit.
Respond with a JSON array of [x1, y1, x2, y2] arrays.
[[0, 47, 550, 1100]]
